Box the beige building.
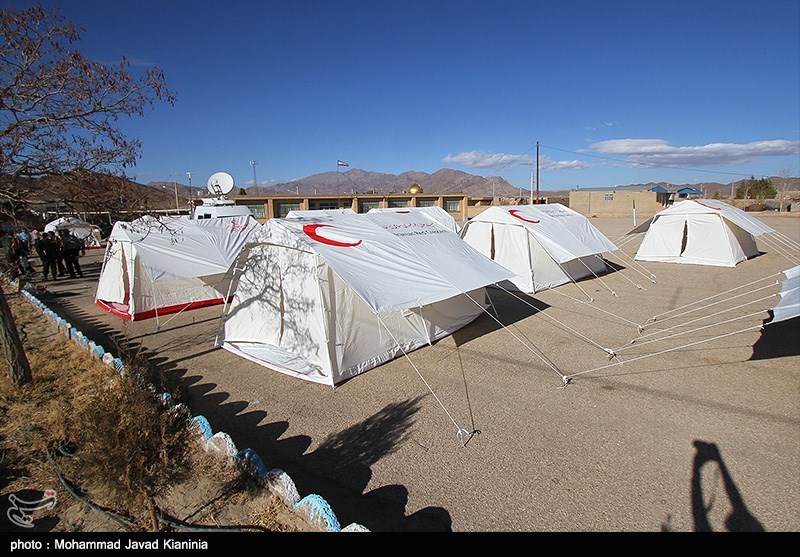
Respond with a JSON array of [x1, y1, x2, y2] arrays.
[[227, 192, 568, 225], [569, 186, 702, 219]]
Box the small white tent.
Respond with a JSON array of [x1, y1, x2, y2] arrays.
[[218, 210, 513, 386], [460, 203, 619, 293], [95, 214, 259, 321], [368, 206, 462, 233], [44, 216, 103, 249], [634, 199, 775, 267]]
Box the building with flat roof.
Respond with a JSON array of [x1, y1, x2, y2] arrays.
[[569, 184, 702, 219], [220, 192, 568, 224]]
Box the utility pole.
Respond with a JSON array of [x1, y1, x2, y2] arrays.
[[535, 141, 540, 204], [529, 172, 534, 205], [250, 160, 258, 189]]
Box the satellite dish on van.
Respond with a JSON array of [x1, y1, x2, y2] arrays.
[[207, 172, 235, 196]]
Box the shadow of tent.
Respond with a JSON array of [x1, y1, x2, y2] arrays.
[[749, 314, 799, 360], [449, 286, 551, 347]]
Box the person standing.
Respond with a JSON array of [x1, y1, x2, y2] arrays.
[[37, 232, 60, 281], [61, 230, 84, 278], [30, 228, 41, 254], [55, 230, 67, 277]]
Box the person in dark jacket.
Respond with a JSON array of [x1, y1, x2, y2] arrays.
[[60, 230, 84, 278], [54, 231, 67, 276], [37, 232, 60, 281]]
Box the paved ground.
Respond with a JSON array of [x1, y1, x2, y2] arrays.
[[29, 213, 800, 532]]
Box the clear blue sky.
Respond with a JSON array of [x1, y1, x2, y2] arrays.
[[7, 0, 800, 191]]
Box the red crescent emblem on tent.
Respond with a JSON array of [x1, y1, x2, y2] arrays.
[[693, 199, 722, 210], [508, 209, 540, 223], [395, 210, 411, 214], [302, 224, 362, 247]]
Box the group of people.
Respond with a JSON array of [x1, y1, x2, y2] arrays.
[[4, 227, 85, 281]]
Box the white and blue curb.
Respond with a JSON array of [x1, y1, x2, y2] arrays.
[[4, 274, 369, 532]]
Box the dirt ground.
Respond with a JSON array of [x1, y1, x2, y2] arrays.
[[0, 282, 315, 533], [2, 211, 799, 532]]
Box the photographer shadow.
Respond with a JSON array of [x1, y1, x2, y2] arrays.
[[690, 440, 764, 532]]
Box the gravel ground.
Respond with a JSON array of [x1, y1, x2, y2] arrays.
[[31, 213, 800, 532]]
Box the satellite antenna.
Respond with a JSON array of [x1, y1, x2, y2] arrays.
[[207, 171, 235, 198]]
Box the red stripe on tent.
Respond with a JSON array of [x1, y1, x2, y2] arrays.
[[508, 209, 540, 223], [693, 199, 722, 210], [96, 296, 231, 321], [302, 223, 362, 247]]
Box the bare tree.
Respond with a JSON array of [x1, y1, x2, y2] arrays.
[[0, 6, 175, 385]]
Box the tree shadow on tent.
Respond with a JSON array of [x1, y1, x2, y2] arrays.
[[749, 314, 799, 361]]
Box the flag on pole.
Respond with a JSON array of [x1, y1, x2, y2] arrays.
[[337, 160, 349, 167]]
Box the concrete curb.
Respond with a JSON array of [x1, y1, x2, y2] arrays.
[[4, 275, 369, 532]]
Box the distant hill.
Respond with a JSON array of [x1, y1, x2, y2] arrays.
[[244, 168, 520, 197], [236, 170, 799, 199]]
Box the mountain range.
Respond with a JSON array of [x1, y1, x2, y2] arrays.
[[146, 169, 800, 202]]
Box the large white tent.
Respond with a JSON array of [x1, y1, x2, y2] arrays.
[[634, 199, 775, 267], [368, 206, 462, 233], [218, 210, 513, 386], [95, 214, 259, 321], [459, 203, 619, 293], [44, 216, 103, 249]]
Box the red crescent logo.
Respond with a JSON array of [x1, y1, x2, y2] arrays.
[[302, 224, 362, 247], [395, 210, 411, 214], [693, 199, 722, 210], [509, 209, 540, 223]]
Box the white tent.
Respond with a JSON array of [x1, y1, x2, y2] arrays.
[[459, 203, 619, 293], [285, 208, 356, 218], [771, 265, 800, 324], [218, 210, 513, 386], [44, 216, 103, 249], [634, 199, 775, 267], [95, 214, 259, 321], [368, 206, 462, 233]]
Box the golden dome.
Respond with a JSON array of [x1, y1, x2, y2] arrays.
[[407, 183, 423, 194]]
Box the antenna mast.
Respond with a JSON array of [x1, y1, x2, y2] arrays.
[[535, 141, 540, 204]]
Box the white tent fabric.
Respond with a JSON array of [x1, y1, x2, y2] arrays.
[[771, 265, 800, 323], [459, 203, 619, 292], [44, 216, 103, 248], [219, 210, 514, 386], [368, 206, 462, 233], [94, 215, 259, 320], [285, 208, 356, 218], [634, 199, 775, 267]]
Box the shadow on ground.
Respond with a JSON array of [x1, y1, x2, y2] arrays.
[[30, 290, 453, 532]]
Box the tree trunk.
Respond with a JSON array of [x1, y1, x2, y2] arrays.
[[0, 285, 32, 385], [147, 496, 159, 532]]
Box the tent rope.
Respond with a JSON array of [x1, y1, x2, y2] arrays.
[[565, 323, 766, 382], [643, 277, 781, 327], [603, 250, 658, 284], [573, 257, 617, 297], [617, 307, 773, 354], [547, 287, 642, 328], [594, 255, 645, 290], [376, 314, 473, 447], [492, 283, 621, 360], [467, 290, 569, 382], [758, 234, 800, 264]]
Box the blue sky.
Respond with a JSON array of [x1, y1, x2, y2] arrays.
[[6, 0, 800, 191]]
